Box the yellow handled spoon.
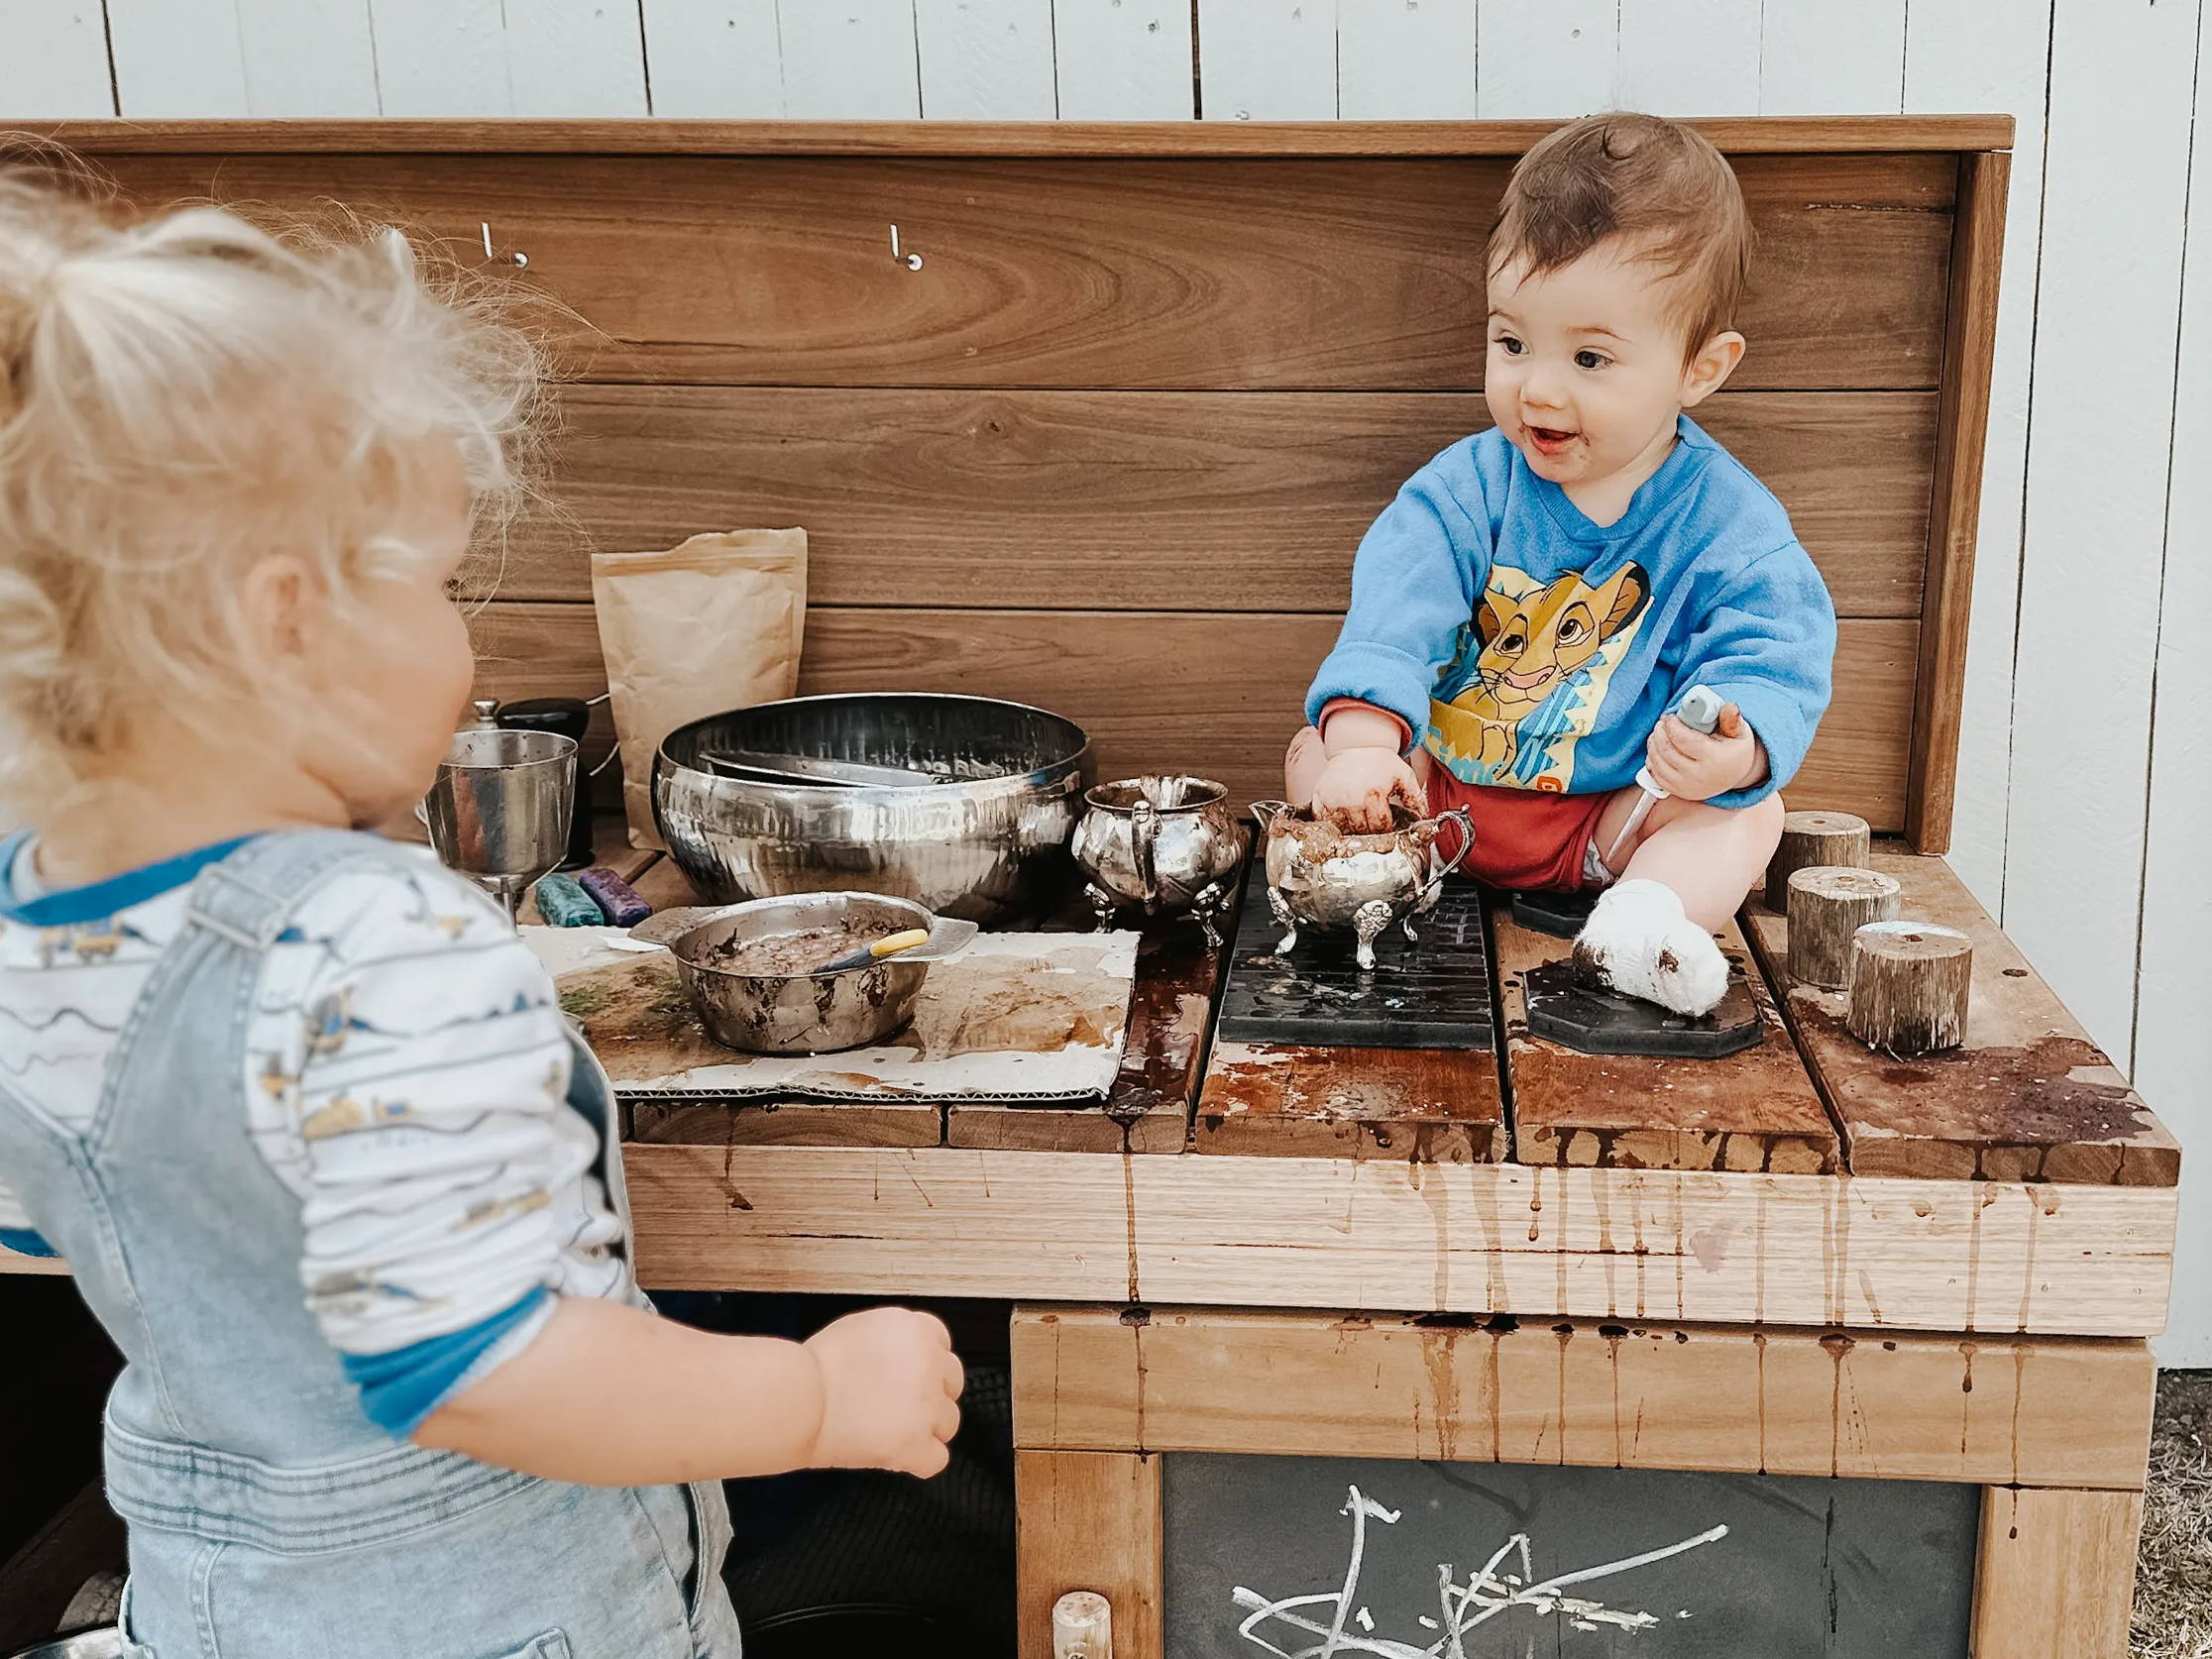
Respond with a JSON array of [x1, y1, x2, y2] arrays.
[[819, 929, 932, 973]]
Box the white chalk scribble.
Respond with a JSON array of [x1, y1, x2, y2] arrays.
[[1230, 1486, 1727, 1658]]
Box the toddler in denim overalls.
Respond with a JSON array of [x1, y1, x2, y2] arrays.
[[0, 163, 963, 1658]]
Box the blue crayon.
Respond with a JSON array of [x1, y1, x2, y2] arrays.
[[533, 873, 603, 928]]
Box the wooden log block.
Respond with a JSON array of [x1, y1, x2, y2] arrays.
[[1847, 920, 1972, 1056], [1787, 865, 1901, 988], [1763, 810, 1872, 909], [1741, 851, 2181, 1185]]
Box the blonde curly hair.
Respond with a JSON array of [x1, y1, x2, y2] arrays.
[[0, 148, 546, 820]]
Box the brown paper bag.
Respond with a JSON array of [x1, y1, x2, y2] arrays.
[[593, 528, 807, 850]]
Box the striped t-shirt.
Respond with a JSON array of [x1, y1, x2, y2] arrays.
[[0, 834, 627, 1434]]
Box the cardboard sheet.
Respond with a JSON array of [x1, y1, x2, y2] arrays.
[[525, 927, 1139, 1102]]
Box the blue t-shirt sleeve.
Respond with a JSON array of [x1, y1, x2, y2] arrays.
[[343, 1286, 553, 1435], [1675, 541, 1837, 808], [0, 1172, 55, 1258], [1304, 453, 1492, 740], [0, 1226, 57, 1259]]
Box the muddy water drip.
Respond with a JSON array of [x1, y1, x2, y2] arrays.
[[1805, 1004, 2153, 1145]]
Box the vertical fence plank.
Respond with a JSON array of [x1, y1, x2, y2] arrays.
[[2006, 0, 2201, 1068], [1760, 0, 1904, 115], [1476, 0, 1614, 118], [1052, 0, 1193, 118], [1614, 0, 1761, 117], [1905, 0, 2054, 909], [641, 0, 783, 116], [1197, 0, 1336, 121], [107, 0, 250, 117], [917, 0, 1056, 118], [235, 0, 381, 116], [0, 2, 116, 118], [370, 0, 511, 115], [504, 0, 648, 114], [780, 0, 921, 117], [1337, 0, 1476, 118], [2135, 0, 2212, 1369]]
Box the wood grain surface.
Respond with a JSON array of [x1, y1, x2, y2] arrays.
[[469, 607, 1922, 830], [621, 1144, 2178, 1334], [1009, 1305, 2157, 1491], [1971, 1488, 2148, 1659], [1014, 1450, 1162, 1659], [21, 115, 2017, 156], [1909, 149, 2012, 854], [90, 152, 1952, 390], [503, 387, 1936, 614], [1193, 1039, 1506, 1161], [1493, 898, 1840, 1175], [1742, 850, 2181, 1184]]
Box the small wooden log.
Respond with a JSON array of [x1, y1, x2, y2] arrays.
[[1052, 1591, 1113, 1659], [1786, 865, 1902, 989], [1764, 811, 1872, 910], [1847, 921, 1972, 1056]]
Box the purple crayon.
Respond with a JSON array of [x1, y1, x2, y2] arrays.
[[578, 867, 651, 928]]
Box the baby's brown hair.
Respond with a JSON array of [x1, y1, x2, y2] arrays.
[[1488, 112, 1753, 364]]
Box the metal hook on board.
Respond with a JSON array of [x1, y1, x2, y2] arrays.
[[481, 221, 530, 269], [890, 224, 923, 272]]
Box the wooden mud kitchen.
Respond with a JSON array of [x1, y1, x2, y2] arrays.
[[4, 116, 2179, 1658]]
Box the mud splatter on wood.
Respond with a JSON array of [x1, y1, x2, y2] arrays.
[[1194, 1039, 1504, 1161], [1741, 850, 2180, 1185], [1494, 895, 1840, 1175]]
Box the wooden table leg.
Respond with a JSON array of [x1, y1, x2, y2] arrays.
[[1971, 1487, 2146, 1658], [1016, 1449, 1162, 1659]]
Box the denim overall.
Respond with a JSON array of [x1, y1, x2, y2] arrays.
[[0, 831, 741, 1659]]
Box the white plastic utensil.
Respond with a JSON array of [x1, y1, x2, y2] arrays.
[[1603, 685, 1726, 869]]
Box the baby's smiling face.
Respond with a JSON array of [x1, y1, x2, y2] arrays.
[[1484, 236, 1741, 517]]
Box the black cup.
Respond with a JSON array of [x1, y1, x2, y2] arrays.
[[494, 698, 596, 870]]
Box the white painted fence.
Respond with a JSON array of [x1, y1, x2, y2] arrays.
[[3, 0, 2207, 1363]]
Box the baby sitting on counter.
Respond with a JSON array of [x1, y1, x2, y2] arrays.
[[1289, 110, 1836, 1017]]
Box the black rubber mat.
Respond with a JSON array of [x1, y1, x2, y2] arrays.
[[1511, 887, 1602, 939], [1521, 957, 1765, 1057], [1215, 863, 1494, 1051]]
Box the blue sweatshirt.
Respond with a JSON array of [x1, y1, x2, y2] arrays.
[[1304, 415, 1835, 811]]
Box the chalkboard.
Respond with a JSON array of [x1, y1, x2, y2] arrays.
[[1163, 1454, 1979, 1658]]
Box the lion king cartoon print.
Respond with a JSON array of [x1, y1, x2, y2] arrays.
[[1425, 561, 1651, 790]]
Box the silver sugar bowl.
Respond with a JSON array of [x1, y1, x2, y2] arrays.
[[1071, 775, 1245, 945], [1249, 800, 1474, 969]]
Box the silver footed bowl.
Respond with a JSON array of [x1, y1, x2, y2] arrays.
[[654, 693, 1091, 925], [1250, 800, 1473, 970], [1071, 774, 1244, 946]]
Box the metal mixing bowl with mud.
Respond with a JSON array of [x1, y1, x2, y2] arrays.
[[630, 892, 977, 1055]]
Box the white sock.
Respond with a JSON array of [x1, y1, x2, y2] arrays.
[[1570, 879, 1730, 1018]]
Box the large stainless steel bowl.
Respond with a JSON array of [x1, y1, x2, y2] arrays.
[[654, 694, 1091, 923]]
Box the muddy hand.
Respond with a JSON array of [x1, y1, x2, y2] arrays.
[[1312, 748, 1427, 833]]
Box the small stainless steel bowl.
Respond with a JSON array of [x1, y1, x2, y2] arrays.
[[654, 694, 1091, 924], [652, 892, 940, 1056]]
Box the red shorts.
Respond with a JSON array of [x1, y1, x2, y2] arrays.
[[1425, 770, 1612, 893]]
